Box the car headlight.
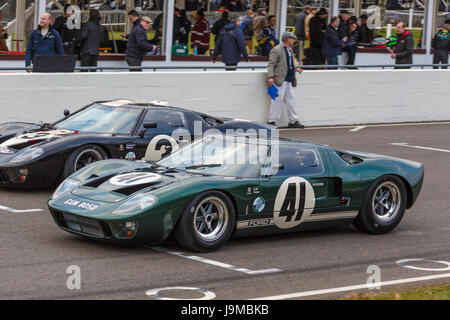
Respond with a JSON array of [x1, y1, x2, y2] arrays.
[[0, 147, 16, 155], [51, 178, 80, 200], [10, 147, 44, 163], [112, 194, 158, 216]]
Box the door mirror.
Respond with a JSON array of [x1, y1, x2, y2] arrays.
[[143, 121, 158, 129], [63, 109, 70, 117]]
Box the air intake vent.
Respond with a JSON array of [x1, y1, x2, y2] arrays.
[[83, 174, 116, 188], [337, 152, 363, 165], [113, 181, 161, 196]]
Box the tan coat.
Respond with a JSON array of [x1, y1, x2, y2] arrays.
[[267, 43, 297, 87], [253, 15, 267, 41]]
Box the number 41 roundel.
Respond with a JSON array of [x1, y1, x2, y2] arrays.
[[273, 177, 316, 229]]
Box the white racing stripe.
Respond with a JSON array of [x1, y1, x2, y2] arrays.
[[391, 142, 450, 153], [0, 205, 43, 213], [148, 246, 281, 275], [249, 273, 450, 300]]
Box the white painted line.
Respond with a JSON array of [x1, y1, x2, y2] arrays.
[[0, 205, 43, 213], [249, 273, 450, 300], [350, 126, 366, 132], [279, 121, 450, 131], [146, 286, 216, 300], [148, 246, 281, 275], [391, 142, 450, 153]]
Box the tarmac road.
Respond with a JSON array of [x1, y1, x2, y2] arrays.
[[0, 122, 449, 300]]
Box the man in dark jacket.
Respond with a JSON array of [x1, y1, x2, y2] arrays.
[[294, 5, 310, 59], [345, 21, 359, 67], [358, 14, 373, 45], [309, 7, 328, 65], [337, 9, 350, 41], [391, 22, 414, 68], [78, 9, 107, 72], [211, 18, 248, 70], [125, 16, 156, 71], [431, 20, 450, 69], [322, 16, 341, 67], [121, 10, 140, 39], [212, 11, 230, 43], [173, 8, 191, 44], [25, 13, 64, 70]]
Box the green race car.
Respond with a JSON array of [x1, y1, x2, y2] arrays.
[[48, 135, 424, 252]]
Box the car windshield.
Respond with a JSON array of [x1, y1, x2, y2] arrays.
[[157, 135, 270, 178], [54, 104, 142, 134]]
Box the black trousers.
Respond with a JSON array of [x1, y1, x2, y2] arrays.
[[125, 55, 143, 72], [80, 54, 99, 72], [433, 50, 448, 69]]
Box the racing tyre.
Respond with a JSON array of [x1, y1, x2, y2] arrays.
[[63, 144, 107, 179], [174, 191, 236, 252], [353, 175, 407, 234]]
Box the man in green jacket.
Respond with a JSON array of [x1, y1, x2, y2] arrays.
[[267, 31, 304, 128]]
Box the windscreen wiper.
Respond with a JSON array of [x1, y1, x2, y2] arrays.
[[185, 163, 222, 169]]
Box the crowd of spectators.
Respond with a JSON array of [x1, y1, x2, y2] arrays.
[[2, 1, 447, 71]]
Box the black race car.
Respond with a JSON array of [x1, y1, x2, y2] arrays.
[[0, 99, 274, 189]]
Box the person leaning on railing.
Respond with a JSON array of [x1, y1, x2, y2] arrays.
[[431, 20, 450, 69], [124, 16, 157, 72], [77, 9, 108, 72], [25, 12, 64, 72], [390, 22, 414, 69]]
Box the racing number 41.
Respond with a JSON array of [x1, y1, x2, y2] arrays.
[[279, 182, 306, 222]]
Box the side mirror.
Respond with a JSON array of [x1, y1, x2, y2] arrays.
[[143, 121, 158, 129], [63, 109, 70, 117]]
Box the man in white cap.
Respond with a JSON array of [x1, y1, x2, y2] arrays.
[[267, 31, 304, 128]]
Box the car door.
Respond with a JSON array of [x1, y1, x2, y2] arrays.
[[130, 108, 191, 161], [256, 143, 340, 230]]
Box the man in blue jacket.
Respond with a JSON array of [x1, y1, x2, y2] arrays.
[[322, 16, 342, 67], [211, 18, 248, 70], [25, 13, 64, 71], [125, 16, 156, 71]]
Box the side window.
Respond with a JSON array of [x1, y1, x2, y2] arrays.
[[141, 109, 187, 136], [272, 145, 324, 177]]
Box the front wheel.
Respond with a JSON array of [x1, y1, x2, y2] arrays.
[[63, 144, 107, 179], [353, 175, 407, 234], [174, 191, 236, 252]]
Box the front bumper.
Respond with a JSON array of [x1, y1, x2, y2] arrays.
[[0, 156, 64, 189]]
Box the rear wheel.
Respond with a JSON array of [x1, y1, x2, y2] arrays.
[[63, 144, 107, 179], [353, 175, 407, 234], [174, 191, 235, 252]]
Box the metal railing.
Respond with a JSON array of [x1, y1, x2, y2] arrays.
[[0, 63, 449, 72]]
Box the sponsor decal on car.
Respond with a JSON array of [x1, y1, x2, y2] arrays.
[[252, 196, 266, 213], [237, 218, 274, 229], [125, 152, 137, 161]]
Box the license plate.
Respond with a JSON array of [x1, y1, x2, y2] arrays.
[[63, 198, 98, 211]]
